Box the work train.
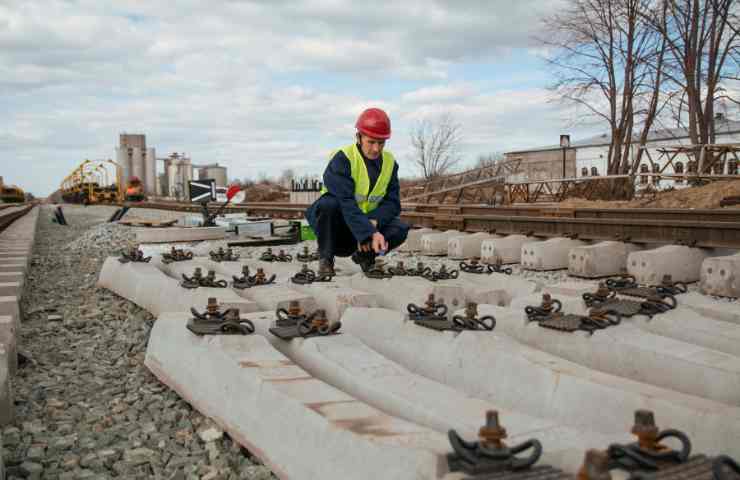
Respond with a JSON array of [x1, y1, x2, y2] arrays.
[[60, 177, 146, 204], [0, 184, 25, 203]]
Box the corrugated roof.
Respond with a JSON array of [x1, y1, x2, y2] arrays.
[[506, 117, 740, 155]]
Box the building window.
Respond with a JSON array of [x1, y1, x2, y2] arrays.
[[651, 163, 660, 185], [674, 161, 684, 184], [590, 166, 599, 176], [729, 159, 739, 175], [581, 167, 589, 177], [640, 164, 649, 185]]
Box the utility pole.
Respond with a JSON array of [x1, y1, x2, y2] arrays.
[[560, 134, 571, 178]]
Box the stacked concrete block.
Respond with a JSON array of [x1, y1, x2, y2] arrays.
[[700, 253, 740, 298], [397, 228, 434, 252], [568, 241, 643, 278], [627, 245, 709, 285], [146, 313, 452, 480], [245, 310, 615, 473], [340, 307, 740, 458], [420, 230, 462, 255], [135, 226, 227, 244], [447, 232, 496, 259], [521, 237, 587, 271], [457, 271, 539, 305], [480, 234, 530, 264]]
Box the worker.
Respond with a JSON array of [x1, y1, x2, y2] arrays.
[[306, 107, 409, 275]]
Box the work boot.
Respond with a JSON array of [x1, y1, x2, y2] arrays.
[[318, 257, 335, 277], [351, 250, 376, 273]]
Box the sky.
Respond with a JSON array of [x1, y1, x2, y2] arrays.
[[0, 0, 606, 196]]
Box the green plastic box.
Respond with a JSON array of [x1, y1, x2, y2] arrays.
[[300, 225, 316, 241]]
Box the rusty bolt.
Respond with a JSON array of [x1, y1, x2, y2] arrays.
[[596, 282, 610, 297], [661, 274, 673, 285], [576, 449, 612, 480], [311, 309, 328, 328], [206, 297, 219, 314], [193, 267, 203, 278], [478, 410, 507, 449], [631, 410, 661, 451], [207, 270, 216, 278], [288, 300, 302, 317], [396, 261, 405, 269]]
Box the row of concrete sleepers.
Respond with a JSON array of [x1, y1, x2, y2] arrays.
[[97, 240, 740, 479]]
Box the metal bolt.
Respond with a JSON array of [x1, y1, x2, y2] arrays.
[[206, 297, 219, 314], [577, 449, 611, 480], [631, 409, 660, 451], [478, 410, 507, 448]]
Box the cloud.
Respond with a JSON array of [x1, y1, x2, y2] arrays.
[[0, 0, 574, 195]]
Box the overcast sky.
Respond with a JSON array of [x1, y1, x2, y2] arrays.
[[1, 0, 600, 195]]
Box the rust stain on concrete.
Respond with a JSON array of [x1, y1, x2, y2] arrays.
[[239, 359, 295, 368], [333, 416, 401, 438]]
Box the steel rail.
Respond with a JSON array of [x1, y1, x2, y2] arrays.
[[0, 204, 34, 234], [123, 200, 740, 248], [400, 211, 740, 249]]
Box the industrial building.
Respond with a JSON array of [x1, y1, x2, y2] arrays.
[[504, 115, 740, 187], [161, 152, 194, 200], [115, 134, 157, 196], [197, 165, 228, 187]]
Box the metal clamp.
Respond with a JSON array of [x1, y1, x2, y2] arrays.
[[387, 261, 409, 276], [181, 267, 205, 289], [405, 262, 432, 278], [261, 247, 293, 262], [447, 411, 542, 476], [538, 308, 622, 334], [423, 265, 459, 282], [162, 247, 194, 264], [296, 246, 319, 263], [365, 259, 394, 280], [209, 247, 240, 262], [460, 258, 486, 274], [525, 294, 562, 322], [452, 302, 496, 331], [186, 298, 255, 335], [269, 304, 341, 340], [232, 266, 276, 289], [606, 410, 691, 473], [713, 456, 740, 480], [119, 247, 151, 264], [291, 264, 333, 284]]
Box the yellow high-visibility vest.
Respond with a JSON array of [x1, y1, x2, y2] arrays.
[[320, 144, 395, 213]]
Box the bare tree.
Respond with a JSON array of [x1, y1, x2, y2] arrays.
[[643, 0, 740, 147], [543, 0, 669, 178], [475, 152, 505, 169], [409, 113, 463, 179]]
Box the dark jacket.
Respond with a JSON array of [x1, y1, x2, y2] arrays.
[[306, 145, 401, 243]]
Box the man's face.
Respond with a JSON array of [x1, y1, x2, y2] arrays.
[[358, 134, 385, 160]]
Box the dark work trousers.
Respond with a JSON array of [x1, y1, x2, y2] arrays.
[[306, 195, 409, 259]]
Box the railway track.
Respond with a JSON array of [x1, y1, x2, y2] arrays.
[[0, 204, 34, 234], [121, 200, 740, 249]]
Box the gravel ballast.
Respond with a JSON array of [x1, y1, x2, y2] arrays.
[[9, 205, 275, 480]]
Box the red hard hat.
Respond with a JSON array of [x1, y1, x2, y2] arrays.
[[355, 108, 391, 139]]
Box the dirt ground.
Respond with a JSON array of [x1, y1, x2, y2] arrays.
[[557, 179, 740, 209]]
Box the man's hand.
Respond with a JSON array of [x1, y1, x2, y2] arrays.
[[358, 232, 387, 253], [371, 231, 388, 254]]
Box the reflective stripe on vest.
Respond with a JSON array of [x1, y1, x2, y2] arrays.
[[320, 144, 395, 214]]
